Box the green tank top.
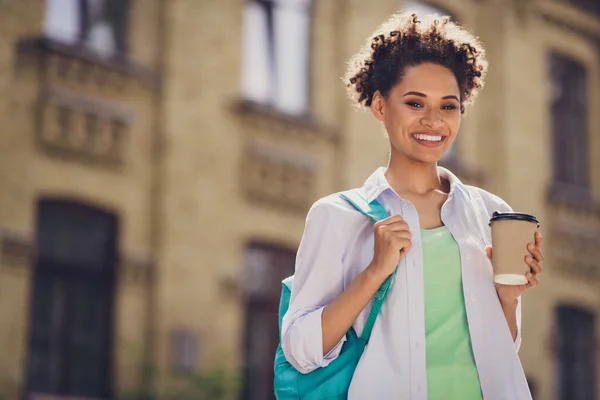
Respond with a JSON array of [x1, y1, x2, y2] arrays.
[[421, 226, 483, 400]]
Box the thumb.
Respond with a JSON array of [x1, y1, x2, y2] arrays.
[[485, 245, 493, 262]]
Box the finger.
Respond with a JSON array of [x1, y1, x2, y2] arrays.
[[485, 246, 492, 262], [375, 215, 405, 228], [534, 231, 543, 250], [526, 256, 542, 275], [527, 243, 544, 263], [526, 272, 539, 287], [394, 239, 412, 254], [392, 237, 412, 249], [383, 221, 410, 232], [375, 220, 408, 233], [388, 231, 412, 240]]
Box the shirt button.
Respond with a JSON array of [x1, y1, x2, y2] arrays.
[[452, 224, 458, 229], [470, 295, 476, 302], [466, 254, 472, 261]]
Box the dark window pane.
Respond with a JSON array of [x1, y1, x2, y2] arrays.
[[65, 280, 112, 396], [549, 53, 589, 188], [105, 0, 129, 52], [26, 273, 67, 393], [27, 199, 116, 398], [243, 243, 295, 400], [80, 0, 128, 54], [37, 200, 117, 271], [556, 305, 595, 400], [568, 0, 600, 16]]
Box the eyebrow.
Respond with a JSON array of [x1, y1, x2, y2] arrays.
[[403, 91, 460, 102]]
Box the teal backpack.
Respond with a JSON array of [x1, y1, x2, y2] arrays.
[[273, 189, 397, 399]]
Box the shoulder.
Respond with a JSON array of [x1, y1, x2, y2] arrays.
[[307, 191, 363, 221], [304, 190, 372, 239], [463, 185, 513, 214]]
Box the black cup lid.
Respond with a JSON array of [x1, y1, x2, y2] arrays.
[[489, 211, 539, 227]]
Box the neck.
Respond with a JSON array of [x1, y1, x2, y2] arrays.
[[385, 153, 445, 195]]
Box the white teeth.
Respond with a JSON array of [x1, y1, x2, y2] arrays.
[[414, 134, 442, 142]]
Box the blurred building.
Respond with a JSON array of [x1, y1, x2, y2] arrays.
[[0, 0, 599, 399]]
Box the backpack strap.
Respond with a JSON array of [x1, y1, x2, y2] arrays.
[[339, 188, 397, 343], [339, 189, 389, 221]]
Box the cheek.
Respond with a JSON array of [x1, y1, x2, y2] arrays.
[[383, 106, 405, 133], [447, 113, 461, 135], [389, 106, 417, 133]]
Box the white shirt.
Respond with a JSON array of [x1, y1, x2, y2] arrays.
[[281, 167, 531, 400]]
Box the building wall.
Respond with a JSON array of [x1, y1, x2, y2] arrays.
[[0, 0, 162, 397]]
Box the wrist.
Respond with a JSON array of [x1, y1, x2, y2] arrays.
[[364, 262, 389, 287], [500, 297, 518, 310]]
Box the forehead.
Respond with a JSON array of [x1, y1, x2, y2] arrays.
[[395, 63, 460, 96]]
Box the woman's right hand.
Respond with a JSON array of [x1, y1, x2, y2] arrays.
[[368, 215, 412, 280]]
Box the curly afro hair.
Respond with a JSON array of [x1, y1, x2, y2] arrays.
[[344, 11, 488, 113]]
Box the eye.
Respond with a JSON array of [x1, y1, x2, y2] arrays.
[[406, 101, 423, 108], [442, 104, 458, 110]]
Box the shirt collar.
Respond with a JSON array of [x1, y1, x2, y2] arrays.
[[363, 166, 467, 203]]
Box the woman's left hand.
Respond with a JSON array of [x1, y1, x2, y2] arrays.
[[486, 231, 544, 306]]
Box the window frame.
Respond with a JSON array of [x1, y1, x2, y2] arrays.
[[43, 0, 130, 56], [240, 0, 314, 116], [548, 51, 590, 189], [242, 242, 296, 400], [555, 304, 596, 400], [25, 198, 118, 398]]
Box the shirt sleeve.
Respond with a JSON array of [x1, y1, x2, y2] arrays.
[[281, 200, 346, 374]]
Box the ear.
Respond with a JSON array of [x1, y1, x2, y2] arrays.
[[370, 90, 386, 122]]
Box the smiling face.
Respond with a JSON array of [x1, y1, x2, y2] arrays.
[[370, 62, 462, 164]]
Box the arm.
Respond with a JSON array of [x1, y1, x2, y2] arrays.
[[500, 296, 522, 350], [282, 200, 408, 373], [476, 187, 523, 350], [321, 266, 387, 354], [501, 298, 518, 340], [281, 201, 358, 374]]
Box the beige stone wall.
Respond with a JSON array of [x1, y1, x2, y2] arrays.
[[155, 0, 343, 378], [0, 0, 162, 397]]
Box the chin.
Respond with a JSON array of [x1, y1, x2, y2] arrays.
[[411, 151, 443, 164]]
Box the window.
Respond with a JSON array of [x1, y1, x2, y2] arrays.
[[568, 0, 600, 16], [402, 0, 456, 20], [44, 0, 129, 57], [556, 305, 595, 400], [242, 243, 296, 400], [170, 330, 199, 374], [241, 0, 312, 116], [549, 53, 589, 188], [26, 199, 117, 398]]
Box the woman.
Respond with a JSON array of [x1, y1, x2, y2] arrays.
[[280, 11, 543, 400]]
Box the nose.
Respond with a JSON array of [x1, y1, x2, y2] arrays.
[[421, 109, 444, 130]]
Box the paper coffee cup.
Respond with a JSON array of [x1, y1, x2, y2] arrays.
[[489, 211, 540, 285]]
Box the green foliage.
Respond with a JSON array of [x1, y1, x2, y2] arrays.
[[120, 363, 240, 400]]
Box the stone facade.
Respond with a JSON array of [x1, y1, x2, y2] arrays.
[[0, 0, 599, 399]]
